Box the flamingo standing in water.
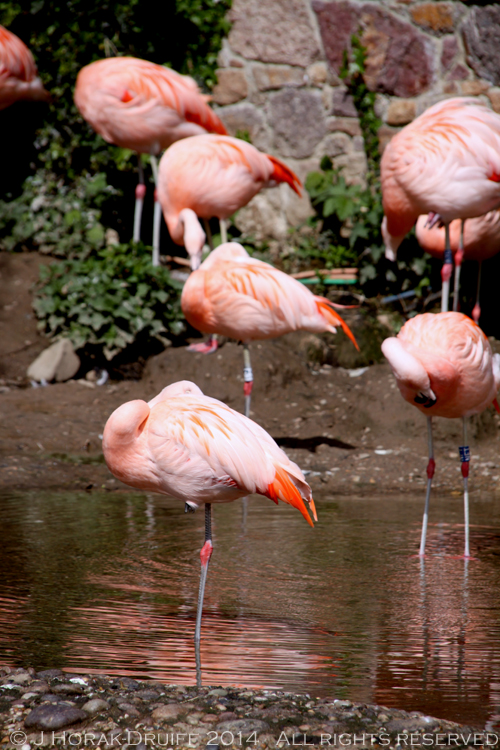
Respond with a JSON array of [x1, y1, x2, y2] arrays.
[[382, 312, 500, 558], [102, 379, 315, 683], [74, 57, 227, 260], [415, 210, 500, 324], [157, 133, 301, 272], [381, 98, 500, 312], [0, 25, 49, 109], [181, 242, 358, 417]]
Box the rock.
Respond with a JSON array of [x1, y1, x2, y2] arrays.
[[487, 88, 500, 114], [307, 62, 329, 86], [10, 673, 31, 685], [228, 0, 320, 67], [27, 339, 80, 383], [24, 704, 87, 730], [326, 117, 362, 137], [136, 689, 160, 701], [447, 64, 469, 82], [151, 703, 189, 721], [82, 698, 109, 714], [323, 132, 352, 158], [313, 1, 433, 97], [461, 80, 489, 97], [377, 125, 400, 154], [112, 677, 139, 690], [463, 5, 500, 87], [332, 152, 368, 187], [208, 689, 228, 697], [441, 36, 459, 72], [331, 87, 357, 118], [386, 99, 416, 126], [410, 3, 455, 34], [215, 719, 270, 735], [216, 103, 270, 151], [212, 69, 248, 105], [52, 683, 84, 695], [234, 190, 288, 241], [118, 702, 141, 717], [252, 65, 306, 91], [268, 88, 327, 158], [36, 669, 63, 679]]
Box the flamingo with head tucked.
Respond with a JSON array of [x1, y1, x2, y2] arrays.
[[74, 56, 227, 258], [0, 25, 49, 109], [382, 312, 500, 558], [381, 97, 500, 312], [102, 379, 315, 683], [181, 242, 357, 417]]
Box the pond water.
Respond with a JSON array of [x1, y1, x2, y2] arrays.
[[1, 488, 500, 729]]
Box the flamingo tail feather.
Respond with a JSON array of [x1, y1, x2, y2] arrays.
[[315, 297, 359, 350]]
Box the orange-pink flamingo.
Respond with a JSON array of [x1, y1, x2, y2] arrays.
[[102, 379, 315, 683], [382, 312, 500, 558], [381, 98, 500, 313], [157, 133, 301, 272], [74, 56, 227, 259], [0, 25, 49, 109], [415, 210, 500, 323], [181, 242, 357, 416]]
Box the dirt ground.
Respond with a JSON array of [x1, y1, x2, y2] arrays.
[[1, 250, 500, 501]]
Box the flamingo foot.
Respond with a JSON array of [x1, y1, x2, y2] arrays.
[[188, 336, 218, 354]]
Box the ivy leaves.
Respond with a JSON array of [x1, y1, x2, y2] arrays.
[[33, 243, 185, 360]]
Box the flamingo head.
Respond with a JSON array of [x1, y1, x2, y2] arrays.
[[381, 215, 406, 262]]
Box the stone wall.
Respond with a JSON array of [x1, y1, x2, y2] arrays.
[[210, 0, 500, 243]]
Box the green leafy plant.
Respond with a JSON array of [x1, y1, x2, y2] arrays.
[[33, 242, 185, 360], [0, 170, 116, 257]]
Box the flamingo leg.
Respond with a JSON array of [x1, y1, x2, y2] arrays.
[[195, 503, 213, 686], [472, 260, 482, 324], [452, 220, 465, 313], [133, 157, 146, 243], [220, 218, 228, 244], [188, 335, 219, 354], [243, 342, 253, 418], [150, 155, 161, 267], [419, 416, 435, 557], [203, 219, 214, 251], [460, 418, 471, 559], [441, 223, 453, 313]]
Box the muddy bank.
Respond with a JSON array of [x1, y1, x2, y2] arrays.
[[0, 667, 482, 748], [1, 335, 500, 498]]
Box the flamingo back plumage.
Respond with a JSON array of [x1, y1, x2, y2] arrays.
[[181, 243, 357, 346]]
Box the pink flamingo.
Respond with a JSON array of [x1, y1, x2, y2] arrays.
[[0, 25, 49, 109], [74, 56, 227, 258], [382, 312, 500, 558], [102, 379, 315, 682], [181, 242, 358, 417], [157, 133, 301, 272], [415, 210, 500, 323], [381, 98, 500, 312]]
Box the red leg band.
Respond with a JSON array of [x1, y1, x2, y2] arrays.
[[244, 381, 253, 396], [135, 183, 146, 200], [461, 462, 469, 478], [427, 458, 435, 479], [200, 540, 213, 567]]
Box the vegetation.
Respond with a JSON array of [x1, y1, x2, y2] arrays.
[[33, 243, 185, 360], [0, 0, 230, 361]]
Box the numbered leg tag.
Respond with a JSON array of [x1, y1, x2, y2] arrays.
[[459, 445, 470, 463], [444, 248, 453, 265], [243, 366, 253, 383]]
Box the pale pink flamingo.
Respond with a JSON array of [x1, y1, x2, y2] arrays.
[[381, 98, 500, 312], [0, 25, 49, 109], [102, 379, 315, 683], [181, 242, 358, 416], [74, 56, 227, 259], [382, 312, 500, 558], [415, 210, 500, 323], [157, 133, 301, 272]]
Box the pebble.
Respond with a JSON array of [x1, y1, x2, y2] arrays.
[[82, 698, 110, 714], [24, 703, 88, 730]]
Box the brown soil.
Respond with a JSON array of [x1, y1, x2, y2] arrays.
[[1, 251, 500, 501]]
